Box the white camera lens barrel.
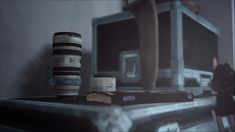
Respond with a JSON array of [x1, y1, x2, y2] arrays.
[[52, 32, 82, 96]]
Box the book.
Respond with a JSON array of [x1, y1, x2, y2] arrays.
[[86, 91, 193, 105]]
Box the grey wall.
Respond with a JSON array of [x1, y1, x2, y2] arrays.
[[193, 0, 234, 68], [0, 0, 123, 98], [232, 0, 235, 69], [0, 0, 233, 98]]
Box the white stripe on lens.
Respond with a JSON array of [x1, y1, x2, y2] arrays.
[[55, 85, 80, 91], [53, 55, 81, 67], [53, 46, 81, 51], [53, 36, 82, 44], [55, 86, 80, 96], [53, 63, 81, 68], [53, 75, 81, 80]]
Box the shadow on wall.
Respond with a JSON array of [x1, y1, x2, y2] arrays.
[[80, 50, 92, 94], [17, 44, 55, 97]]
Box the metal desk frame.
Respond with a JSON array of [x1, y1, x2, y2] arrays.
[[91, 1, 220, 90], [0, 97, 217, 131]]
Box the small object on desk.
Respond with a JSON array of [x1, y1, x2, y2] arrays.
[[181, 0, 200, 14], [86, 92, 113, 104], [90, 77, 116, 92], [86, 91, 193, 105]]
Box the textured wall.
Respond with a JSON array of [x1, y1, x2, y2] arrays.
[[0, 0, 123, 98], [193, 0, 234, 68], [232, 0, 235, 69]]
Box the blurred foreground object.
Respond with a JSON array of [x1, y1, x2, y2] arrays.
[[212, 63, 234, 96], [125, 0, 159, 89], [212, 63, 234, 116], [211, 63, 235, 131]]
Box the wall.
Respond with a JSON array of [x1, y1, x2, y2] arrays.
[[0, 0, 123, 98], [232, 0, 235, 69], [0, 0, 233, 98], [193, 0, 234, 69]]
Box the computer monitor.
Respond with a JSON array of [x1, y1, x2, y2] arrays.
[[92, 1, 219, 87]]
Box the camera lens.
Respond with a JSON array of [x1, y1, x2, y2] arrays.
[[52, 32, 82, 96]]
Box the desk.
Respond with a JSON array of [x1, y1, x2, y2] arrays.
[[0, 96, 219, 131]]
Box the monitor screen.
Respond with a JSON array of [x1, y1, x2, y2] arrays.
[[97, 19, 139, 72], [95, 12, 218, 73], [183, 14, 218, 72]]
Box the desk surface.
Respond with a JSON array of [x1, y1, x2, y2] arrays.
[[0, 96, 217, 132]]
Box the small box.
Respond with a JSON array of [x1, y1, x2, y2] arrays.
[[119, 50, 141, 83]]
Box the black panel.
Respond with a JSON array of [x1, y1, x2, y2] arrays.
[[96, 12, 171, 72], [53, 43, 82, 48], [183, 14, 218, 71], [96, 12, 218, 73], [158, 12, 171, 69], [97, 19, 139, 71]]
